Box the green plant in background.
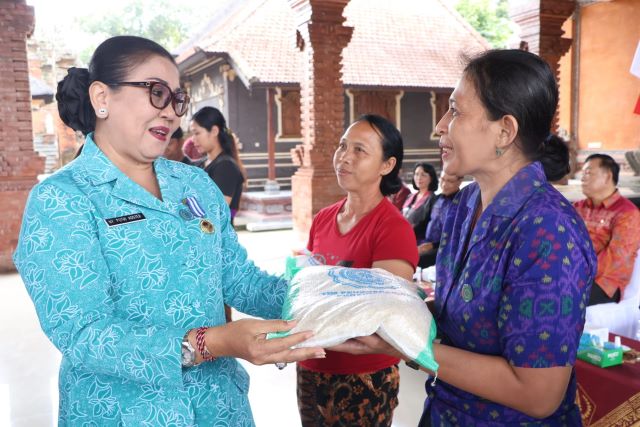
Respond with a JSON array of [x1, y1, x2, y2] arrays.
[[455, 0, 514, 48], [77, 0, 189, 64]]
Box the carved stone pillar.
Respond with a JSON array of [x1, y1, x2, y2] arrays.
[[288, 0, 353, 238], [510, 0, 575, 131], [0, 0, 44, 271]]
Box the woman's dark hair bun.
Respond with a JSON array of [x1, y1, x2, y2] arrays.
[[56, 67, 95, 135], [539, 134, 570, 182]]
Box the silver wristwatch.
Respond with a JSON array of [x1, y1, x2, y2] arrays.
[[181, 332, 196, 368]]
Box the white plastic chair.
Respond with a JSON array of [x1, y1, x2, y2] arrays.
[[585, 248, 640, 339]]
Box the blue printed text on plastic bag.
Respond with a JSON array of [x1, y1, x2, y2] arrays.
[[327, 267, 393, 290], [273, 265, 439, 373]]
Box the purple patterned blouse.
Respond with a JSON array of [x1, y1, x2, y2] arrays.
[[426, 162, 596, 426], [424, 193, 455, 245]]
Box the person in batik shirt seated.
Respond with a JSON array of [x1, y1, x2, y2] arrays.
[[574, 153, 640, 306]]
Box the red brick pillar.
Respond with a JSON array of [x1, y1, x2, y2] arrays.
[[0, 0, 44, 271], [288, 0, 353, 239], [510, 0, 575, 131]]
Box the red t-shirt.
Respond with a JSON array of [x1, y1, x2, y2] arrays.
[[299, 197, 418, 374]]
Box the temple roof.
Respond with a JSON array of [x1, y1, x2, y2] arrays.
[[177, 0, 490, 89]]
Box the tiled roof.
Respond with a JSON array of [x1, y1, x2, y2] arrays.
[[177, 0, 490, 89], [29, 75, 54, 97]]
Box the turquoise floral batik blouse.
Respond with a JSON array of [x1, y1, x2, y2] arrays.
[[13, 134, 286, 426]]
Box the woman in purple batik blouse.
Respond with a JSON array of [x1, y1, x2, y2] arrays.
[[333, 49, 597, 426]]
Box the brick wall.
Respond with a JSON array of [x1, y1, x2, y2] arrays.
[[510, 0, 574, 132], [289, 0, 353, 239], [0, 0, 44, 271]]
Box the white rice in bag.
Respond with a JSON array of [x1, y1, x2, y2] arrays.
[[272, 265, 438, 372]]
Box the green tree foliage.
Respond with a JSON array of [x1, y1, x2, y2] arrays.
[[455, 0, 514, 48], [80, 0, 185, 48], [76, 0, 214, 64]]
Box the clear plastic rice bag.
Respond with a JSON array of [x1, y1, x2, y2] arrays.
[[273, 265, 438, 372], [284, 253, 323, 280]]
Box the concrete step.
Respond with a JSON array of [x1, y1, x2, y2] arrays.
[[245, 219, 293, 232]]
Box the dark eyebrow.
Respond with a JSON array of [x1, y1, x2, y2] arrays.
[[350, 141, 367, 149], [146, 77, 182, 91], [339, 139, 367, 148], [146, 77, 168, 84]]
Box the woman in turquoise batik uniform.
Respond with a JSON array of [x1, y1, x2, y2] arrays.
[[13, 35, 324, 426]]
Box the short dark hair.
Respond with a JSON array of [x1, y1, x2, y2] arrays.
[[585, 153, 620, 185], [56, 35, 176, 135], [354, 114, 404, 196], [171, 127, 184, 140], [463, 49, 569, 181], [412, 162, 438, 192]]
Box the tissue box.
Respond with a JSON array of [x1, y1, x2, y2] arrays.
[[583, 326, 609, 346], [577, 345, 623, 368]]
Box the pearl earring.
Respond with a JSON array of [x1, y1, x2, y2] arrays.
[[98, 108, 108, 118]]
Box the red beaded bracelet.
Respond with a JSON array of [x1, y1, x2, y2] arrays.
[[196, 327, 215, 361]]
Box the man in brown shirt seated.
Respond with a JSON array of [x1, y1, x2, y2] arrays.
[[573, 154, 640, 306]]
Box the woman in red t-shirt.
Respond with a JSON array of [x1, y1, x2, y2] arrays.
[[298, 114, 419, 426]]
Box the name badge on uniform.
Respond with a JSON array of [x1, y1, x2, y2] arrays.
[[182, 196, 214, 234], [105, 213, 146, 227]]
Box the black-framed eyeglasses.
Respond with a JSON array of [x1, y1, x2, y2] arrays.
[[108, 81, 190, 117]]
